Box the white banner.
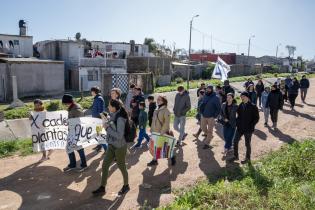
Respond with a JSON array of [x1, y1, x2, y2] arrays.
[[212, 56, 231, 82], [66, 117, 107, 152], [31, 111, 68, 152]]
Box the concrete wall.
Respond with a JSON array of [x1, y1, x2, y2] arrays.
[[0, 62, 65, 102], [0, 34, 33, 57], [0, 63, 7, 101]]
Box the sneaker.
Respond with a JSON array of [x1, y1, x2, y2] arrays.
[[228, 156, 239, 163], [92, 186, 106, 196], [241, 159, 251, 164], [132, 144, 141, 149], [93, 145, 102, 153], [146, 141, 151, 147], [264, 122, 268, 127], [203, 144, 211, 149], [118, 185, 130, 195], [63, 166, 76, 172], [182, 133, 188, 141], [176, 141, 182, 147], [202, 134, 207, 137], [77, 165, 88, 172], [147, 160, 158, 166], [171, 157, 176, 166]]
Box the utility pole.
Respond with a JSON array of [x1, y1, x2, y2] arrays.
[[276, 43, 281, 59], [187, 14, 199, 89], [247, 35, 255, 63]]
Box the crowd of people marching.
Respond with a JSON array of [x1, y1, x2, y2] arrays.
[[31, 74, 311, 197]]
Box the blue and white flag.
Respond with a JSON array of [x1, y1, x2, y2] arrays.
[[212, 57, 231, 82]]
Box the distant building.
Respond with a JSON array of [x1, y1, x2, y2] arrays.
[[190, 53, 236, 64], [0, 20, 33, 58], [0, 57, 64, 102], [35, 39, 150, 90]]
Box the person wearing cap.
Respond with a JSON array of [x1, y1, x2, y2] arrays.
[[244, 78, 254, 90], [173, 86, 191, 146], [31, 99, 53, 162], [62, 94, 87, 172], [130, 87, 145, 127], [222, 80, 235, 103], [229, 91, 259, 164], [90, 86, 107, 153], [199, 85, 221, 149], [266, 84, 283, 129]]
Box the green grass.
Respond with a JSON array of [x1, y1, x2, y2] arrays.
[[160, 139, 315, 210], [155, 72, 315, 93], [1, 96, 94, 120], [0, 139, 33, 158]]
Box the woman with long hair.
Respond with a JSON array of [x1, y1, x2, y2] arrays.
[[92, 99, 130, 196]]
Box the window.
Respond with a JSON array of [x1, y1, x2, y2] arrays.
[[87, 70, 99, 81], [9, 40, 14, 48], [14, 40, 19, 45], [0, 40, 3, 48], [135, 46, 139, 53]]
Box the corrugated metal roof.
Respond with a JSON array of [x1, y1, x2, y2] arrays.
[[0, 57, 64, 64]]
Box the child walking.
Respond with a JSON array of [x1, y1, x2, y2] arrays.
[[32, 99, 53, 162], [134, 102, 150, 148]]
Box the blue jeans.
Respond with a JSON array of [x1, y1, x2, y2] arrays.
[[223, 124, 236, 150], [136, 128, 150, 146], [102, 144, 108, 151], [173, 116, 186, 141], [68, 149, 87, 168]]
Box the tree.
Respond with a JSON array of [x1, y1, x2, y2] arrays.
[[285, 45, 296, 58], [144, 38, 158, 54]]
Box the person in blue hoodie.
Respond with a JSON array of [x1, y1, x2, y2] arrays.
[[200, 85, 221, 149], [284, 76, 292, 102], [90, 86, 107, 153]]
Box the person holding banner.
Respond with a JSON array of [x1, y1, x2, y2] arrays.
[[31, 99, 53, 162], [93, 99, 130, 196], [147, 95, 176, 166], [62, 94, 88, 172]]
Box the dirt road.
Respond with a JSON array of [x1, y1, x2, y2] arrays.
[[0, 79, 314, 210]]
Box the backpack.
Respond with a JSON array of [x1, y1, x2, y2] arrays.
[[114, 110, 136, 143]]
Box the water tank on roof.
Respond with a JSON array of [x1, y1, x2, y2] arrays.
[[19, 20, 27, 36]]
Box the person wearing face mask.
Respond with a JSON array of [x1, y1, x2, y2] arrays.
[[229, 91, 259, 164], [147, 95, 175, 166], [288, 77, 300, 110], [199, 85, 221, 149]]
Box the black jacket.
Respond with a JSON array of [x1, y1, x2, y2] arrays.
[[300, 78, 310, 89], [130, 94, 145, 119], [236, 102, 259, 133], [148, 102, 157, 120], [288, 81, 300, 95], [266, 89, 283, 110], [255, 83, 265, 96], [220, 102, 238, 128]]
